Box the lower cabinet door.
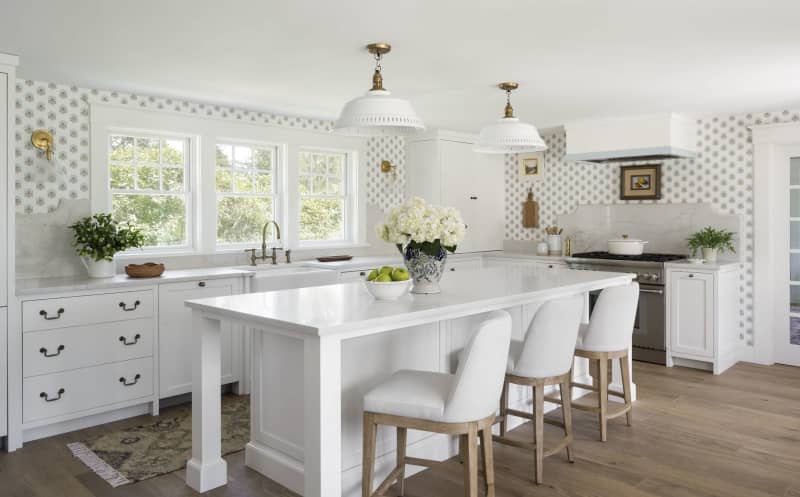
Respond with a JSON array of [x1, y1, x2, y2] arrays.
[[23, 357, 153, 423], [669, 271, 715, 357], [158, 278, 241, 398]]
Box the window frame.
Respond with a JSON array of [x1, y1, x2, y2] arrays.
[[296, 147, 354, 247], [214, 139, 282, 250]]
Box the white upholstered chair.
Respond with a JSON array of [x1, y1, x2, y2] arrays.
[[572, 282, 639, 441], [495, 294, 585, 484], [361, 310, 512, 497]]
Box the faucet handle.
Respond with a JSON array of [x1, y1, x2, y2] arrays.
[[285, 249, 292, 264], [244, 248, 257, 266]]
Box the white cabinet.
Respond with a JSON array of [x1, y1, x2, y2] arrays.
[[0, 308, 6, 437], [666, 264, 741, 374], [406, 130, 504, 253], [0, 69, 7, 308], [158, 278, 242, 398]]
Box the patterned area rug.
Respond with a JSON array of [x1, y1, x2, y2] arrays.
[[67, 395, 249, 487]]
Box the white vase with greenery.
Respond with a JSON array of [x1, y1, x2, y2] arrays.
[[69, 213, 144, 278], [375, 197, 466, 294], [687, 226, 735, 263]]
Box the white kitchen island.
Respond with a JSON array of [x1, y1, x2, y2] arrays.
[[184, 265, 634, 496]]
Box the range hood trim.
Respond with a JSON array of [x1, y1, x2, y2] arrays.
[[565, 146, 697, 163]]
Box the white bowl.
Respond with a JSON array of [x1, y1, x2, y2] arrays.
[[363, 279, 412, 301]]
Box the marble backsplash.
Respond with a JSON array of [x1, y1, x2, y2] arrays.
[[556, 202, 744, 257]]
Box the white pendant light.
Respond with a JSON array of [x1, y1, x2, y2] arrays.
[[474, 82, 547, 154], [333, 43, 425, 136]]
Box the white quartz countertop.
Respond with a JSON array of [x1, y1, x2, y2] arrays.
[[299, 252, 494, 271], [186, 266, 633, 337], [664, 260, 742, 271], [16, 267, 255, 297]]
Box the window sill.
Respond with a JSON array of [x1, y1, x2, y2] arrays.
[[293, 242, 372, 252]]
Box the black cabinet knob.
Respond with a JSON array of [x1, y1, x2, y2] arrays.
[[198, 281, 206, 287]]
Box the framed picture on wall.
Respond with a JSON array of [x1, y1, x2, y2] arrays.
[[518, 152, 545, 180], [619, 164, 662, 200]]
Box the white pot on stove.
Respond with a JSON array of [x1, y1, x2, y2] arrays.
[[607, 234, 648, 256]]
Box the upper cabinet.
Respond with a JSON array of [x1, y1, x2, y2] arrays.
[[405, 130, 504, 253], [1, 54, 18, 308]]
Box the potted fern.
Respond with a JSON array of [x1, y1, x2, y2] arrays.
[[69, 213, 144, 278], [687, 226, 735, 263]]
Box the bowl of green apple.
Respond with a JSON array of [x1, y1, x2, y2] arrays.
[[363, 265, 412, 301]]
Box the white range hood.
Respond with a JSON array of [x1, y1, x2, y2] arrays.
[[564, 113, 697, 163]]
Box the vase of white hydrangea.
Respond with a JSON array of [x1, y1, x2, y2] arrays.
[[375, 197, 466, 294]]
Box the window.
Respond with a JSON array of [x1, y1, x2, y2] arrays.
[[215, 142, 277, 245], [109, 134, 190, 248], [298, 150, 348, 243]]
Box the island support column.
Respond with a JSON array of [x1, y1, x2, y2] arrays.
[[304, 334, 343, 497], [186, 312, 228, 492]]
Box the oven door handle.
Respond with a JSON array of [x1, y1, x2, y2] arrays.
[[639, 288, 664, 295]]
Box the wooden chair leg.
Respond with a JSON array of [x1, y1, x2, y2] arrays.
[[396, 427, 407, 496], [533, 383, 545, 484], [598, 357, 609, 442], [480, 428, 496, 497], [459, 434, 467, 464], [362, 413, 377, 497], [499, 378, 509, 436], [620, 354, 633, 426], [560, 377, 575, 463], [464, 424, 478, 497]]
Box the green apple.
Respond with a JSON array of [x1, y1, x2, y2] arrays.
[[391, 267, 410, 281], [379, 266, 394, 275], [376, 273, 393, 282], [366, 269, 379, 281]]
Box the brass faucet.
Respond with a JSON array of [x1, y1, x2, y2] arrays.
[[245, 220, 291, 265]]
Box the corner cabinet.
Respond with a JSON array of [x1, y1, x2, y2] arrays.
[[666, 264, 741, 374], [405, 130, 504, 253], [158, 277, 243, 398]]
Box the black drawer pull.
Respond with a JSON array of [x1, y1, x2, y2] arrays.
[[198, 281, 206, 287], [39, 345, 65, 357], [119, 334, 141, 346], [119, 300, 141, 312], [359, 271, 366, 276], [450, 267, 456, 271], [469, 196, 478, 200], [689, 274, 694, 278], [39, 308, 64, 320], [119, 374, 141, 386], [40, 388, 65, 402]]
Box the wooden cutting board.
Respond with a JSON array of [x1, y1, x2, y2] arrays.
[[522, 190, 539, 228]]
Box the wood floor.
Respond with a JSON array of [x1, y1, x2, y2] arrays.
[[1, 361, 799, 497]]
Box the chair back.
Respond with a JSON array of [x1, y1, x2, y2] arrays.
[[514, 294, 585, 378], [444, 310, 512, 423], [581, 282, 640, 352]]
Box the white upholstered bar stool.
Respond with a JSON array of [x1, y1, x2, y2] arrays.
[[495, 294, 585, 485], [571, 282, 639, 442], [362, 310, 512, 497]]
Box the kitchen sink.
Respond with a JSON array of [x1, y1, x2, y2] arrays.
[[235, 265, 339, 292]]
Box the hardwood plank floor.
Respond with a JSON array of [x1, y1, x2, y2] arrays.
[[1, 362, 798, 497]]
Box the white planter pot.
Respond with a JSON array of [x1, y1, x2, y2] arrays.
[[82, 257, 116, 278], [701, 247, 718, 263]]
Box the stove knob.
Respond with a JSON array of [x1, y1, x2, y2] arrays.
[[648, 274, 659, 281]]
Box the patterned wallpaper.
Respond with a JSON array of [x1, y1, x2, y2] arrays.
[[504, 109, 800, 345], [13, 79, 405, 214]]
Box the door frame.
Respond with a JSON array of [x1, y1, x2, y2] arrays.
[[752, 122, 800, 365]]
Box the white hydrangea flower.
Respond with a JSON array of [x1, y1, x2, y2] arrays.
[[375, 197, 466, 250]]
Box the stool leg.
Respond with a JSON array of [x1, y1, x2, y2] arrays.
[[397, 427, 407, 496], [598, 357, 609, 442], [362, 413, 377, 497], [459, 434, 467, 464], [560, 377, 575, 463], [533, 383, 545, 484], [464, 424, 478, 497], [480, 428, 496, 497], [499, 378, 509, 436], [620, 354, 633, 426]]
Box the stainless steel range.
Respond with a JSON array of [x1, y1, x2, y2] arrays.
[[566, 251, 686, 364]]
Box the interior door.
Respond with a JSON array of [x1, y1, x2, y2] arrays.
[[782, 153, 800, 365]]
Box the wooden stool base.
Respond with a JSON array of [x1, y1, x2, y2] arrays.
[[570, 349, 633, 442]]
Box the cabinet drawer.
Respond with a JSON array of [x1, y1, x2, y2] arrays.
[[23, 290, 153, 332], [23, 357, 153, 423], [23, 319, 154, 377]]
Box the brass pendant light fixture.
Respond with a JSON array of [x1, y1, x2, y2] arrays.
[[474, 82, 547, 154], [333, 43, 425, 136]]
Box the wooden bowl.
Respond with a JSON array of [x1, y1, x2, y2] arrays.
[[125, 262, 165, 278]]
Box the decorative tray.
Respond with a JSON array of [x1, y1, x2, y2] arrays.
[[316, 255, 353, 262]]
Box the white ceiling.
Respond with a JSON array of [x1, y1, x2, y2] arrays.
[[2, 0, 800, 132]]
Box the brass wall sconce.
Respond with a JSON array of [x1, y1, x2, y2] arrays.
[[31, 130, 54, 161], [380, 160, 396, 174]]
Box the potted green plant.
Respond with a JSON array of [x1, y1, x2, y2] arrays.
[[687, 226, 735, 263], [69, 213, 144, 278]]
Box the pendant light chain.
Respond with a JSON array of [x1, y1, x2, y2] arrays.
[[371, 51, 384, 91], [504, 88, 515, 118]]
